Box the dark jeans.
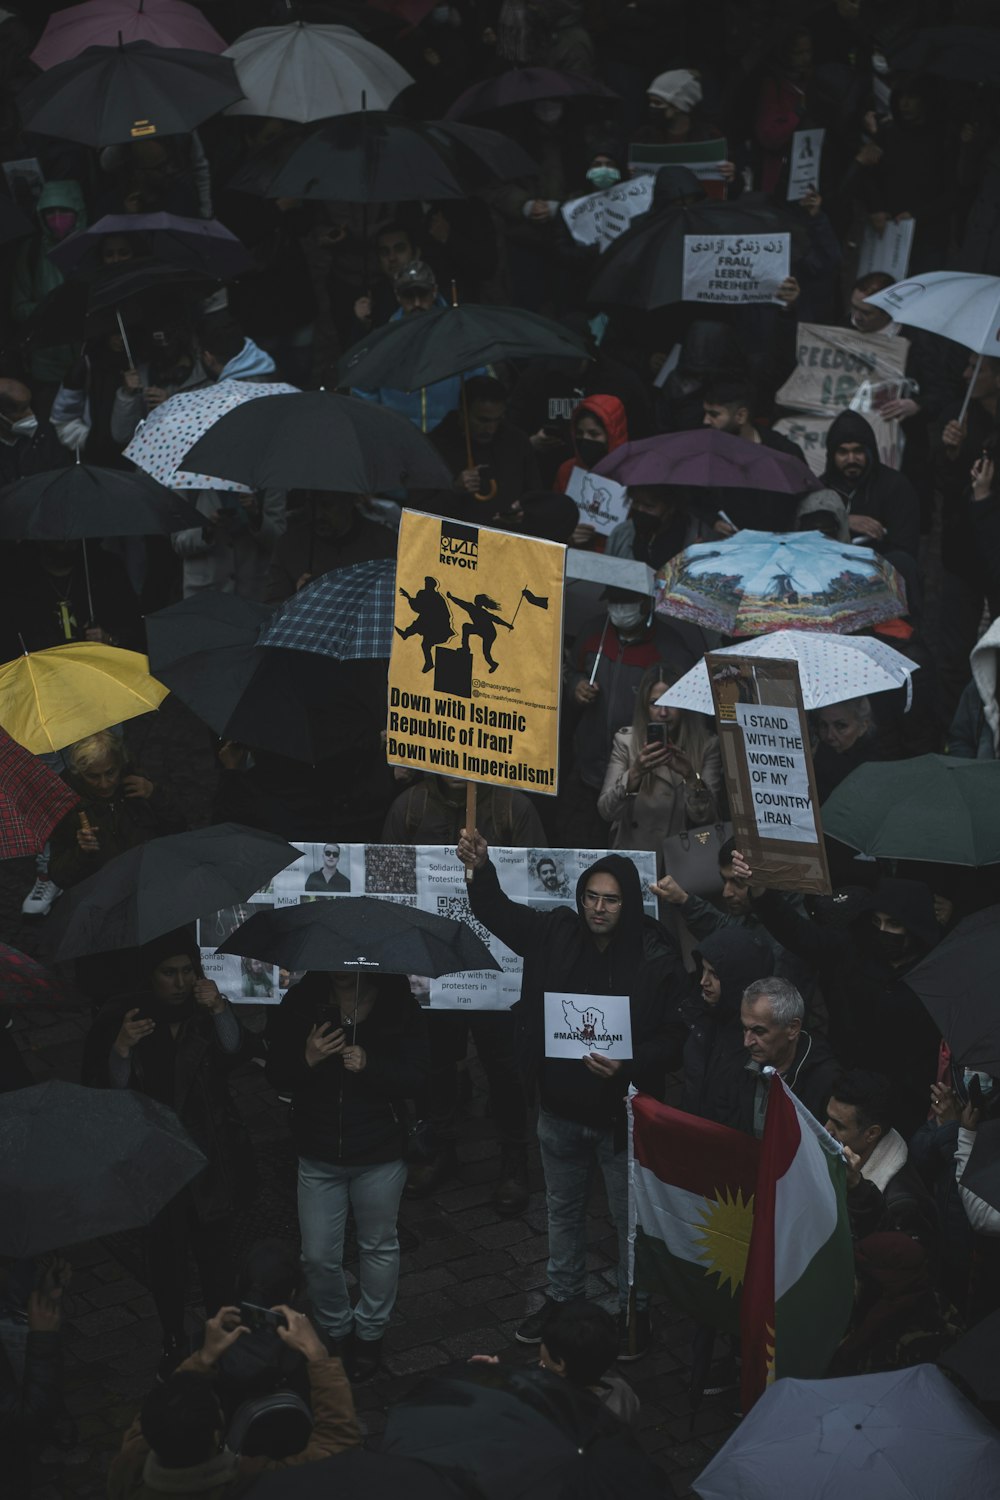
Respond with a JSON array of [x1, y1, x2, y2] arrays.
[[416, 1009, 527, 1151], [145, 1191, 233, 1343]]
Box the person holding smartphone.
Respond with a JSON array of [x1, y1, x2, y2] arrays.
[[82, 930, 252, 1381], [264, 970, 429, 1382], [597, 664, 723, 853]]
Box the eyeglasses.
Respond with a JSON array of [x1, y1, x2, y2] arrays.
[[582, 890, 621, 910], [324, 849, 339, 857]]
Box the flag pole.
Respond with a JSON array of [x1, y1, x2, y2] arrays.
[[464, 780, 478, 885]]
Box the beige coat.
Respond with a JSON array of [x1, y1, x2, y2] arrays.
[[597, 727, 723, 859]]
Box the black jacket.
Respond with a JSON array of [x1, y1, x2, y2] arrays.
[[467, 853, 687, 1132], [47, 766, 185, 891], [681, 928, 773, 1118], [83, 999, 253, 1225], [846, 1152, 940, 1254], [701, 1026, 839, 1138], [264, 973, 429, 1165], [821, 408, 921, 564]]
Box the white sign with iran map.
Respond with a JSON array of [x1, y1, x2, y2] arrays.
[[544, 991, 633, 1060]]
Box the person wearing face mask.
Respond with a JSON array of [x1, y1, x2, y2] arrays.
[[606, 483, 708, 570], [83, 929, 252, 1380], [0, 377, 65, 486], [561, 591, 701, 846], [10, 179, 88, 393], [632, 69, 736, 185], [554, 394, 628, 501]]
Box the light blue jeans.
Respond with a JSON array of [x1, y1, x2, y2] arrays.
[[297, 1156, 408, 1343], [537, 1107, 641, 1311]]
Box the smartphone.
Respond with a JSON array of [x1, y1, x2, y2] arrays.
[[646, 723, 667, 747], [968, 1074, 984, 1112], [239, 1301, 287, 1332]]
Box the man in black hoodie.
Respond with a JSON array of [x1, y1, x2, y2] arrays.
[[821, 408, 921, 569], [456, 829, 688, 1359]]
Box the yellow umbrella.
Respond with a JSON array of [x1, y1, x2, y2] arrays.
[[0, 644, 168, 754]]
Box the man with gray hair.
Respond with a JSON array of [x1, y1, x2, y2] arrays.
[[699, 976, 839, 1138]]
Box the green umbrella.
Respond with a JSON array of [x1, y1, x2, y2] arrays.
[[821, 755, 1000, 865]]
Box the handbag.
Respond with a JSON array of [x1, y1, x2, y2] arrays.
[[660, 821, 733, 900]]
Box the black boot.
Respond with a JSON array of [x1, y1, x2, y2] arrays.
[[347, 1336, 383, 1382], [492, 1147, 529, 1216]]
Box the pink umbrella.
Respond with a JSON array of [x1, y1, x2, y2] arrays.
[[32, 0, 227, 71]]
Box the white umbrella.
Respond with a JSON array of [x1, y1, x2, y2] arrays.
[[123, 380, 298, 491], [657, 628, 917, 715], [864, 271, 1000, 422], [224, 23, 413, 122]]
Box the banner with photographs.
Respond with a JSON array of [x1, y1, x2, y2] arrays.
[[197, 842, 658, 1010]]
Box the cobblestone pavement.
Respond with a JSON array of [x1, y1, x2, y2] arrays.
[[9, 993, 738, 1500]]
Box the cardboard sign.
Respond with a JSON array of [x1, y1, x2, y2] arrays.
[[561, 176, 654, 252], [198, 844, 659, 1011], [787, 128, 824, 201], [774, 408, 902, 476], [707, 655, 830, 895], [564, 466, 630, 536], [776, 323, 911, 420], [387, 511, 565, 795], [544, 991, 632, 1059], [857, 218, 915, 282], [682, 233, 790, 305]]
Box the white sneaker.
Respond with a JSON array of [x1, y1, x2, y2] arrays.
[[21, 878, 62, 917]]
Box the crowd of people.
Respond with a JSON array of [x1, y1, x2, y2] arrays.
[[2, 0, 1000, 1493]]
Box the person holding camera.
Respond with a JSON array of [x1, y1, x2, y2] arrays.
[[264, 971, 429, 1382], [597, 664, 723, 853]]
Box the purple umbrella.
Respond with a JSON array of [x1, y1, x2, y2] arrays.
[[49, 212, 253, 280], [31, 0, 227, 71], [446, 66, 618, 121], [593, 429, 819, 494]]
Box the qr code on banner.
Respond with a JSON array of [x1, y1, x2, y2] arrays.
[[436, 896, 494, 951]]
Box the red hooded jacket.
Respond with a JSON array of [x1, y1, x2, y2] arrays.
[[555, 393, 629, 493]]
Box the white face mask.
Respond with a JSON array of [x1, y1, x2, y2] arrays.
[[9, 413, 38, 438], [963, 1069, 994, 1097], [608, 602, 646, 633]]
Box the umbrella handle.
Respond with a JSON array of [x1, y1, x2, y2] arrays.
[[957, 352, 983, 428]]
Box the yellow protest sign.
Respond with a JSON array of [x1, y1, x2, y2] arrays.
[[387, 510, 564, 794]]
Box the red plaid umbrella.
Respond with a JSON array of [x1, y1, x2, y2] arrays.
[[0, 727, 79, 858], [0, 943, 77, 1007]]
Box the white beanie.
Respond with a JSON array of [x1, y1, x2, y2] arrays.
[[647, 69, 702, 112]]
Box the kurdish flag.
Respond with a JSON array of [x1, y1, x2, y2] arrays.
[[739, 1071, 854, 1411], [628, 1082, 854, 1411], [628, 1093, 760, 1333]]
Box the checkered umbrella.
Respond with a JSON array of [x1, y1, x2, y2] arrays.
[[258, 559, 396, 661], [0, 725, 79, 858], [0, 943, 77, 1008]]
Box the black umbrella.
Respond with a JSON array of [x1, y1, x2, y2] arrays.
[[17, 40, 245, 148], [18, 259, 212, 360], [904, 907, 1000, 1076], [145, 591, 382, 763], [46, 823, 300, 960], [218, 896, 499, 976], [0, 1081, 206, 1257], [245, 1450, 463, 1500], [339, 303, 590, 391], [49, 213, 254, 282], [940, 1308, 1000, 1402], [228, 110, 536, 202], [446, 66, 619, 122], [588, 195, 801, 311], [0, 463, 205, 539], [180, 391, 452, 491]]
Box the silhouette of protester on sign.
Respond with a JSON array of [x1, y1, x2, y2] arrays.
[[447, 591, 513, 674], [396, 576, 454, 673]]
